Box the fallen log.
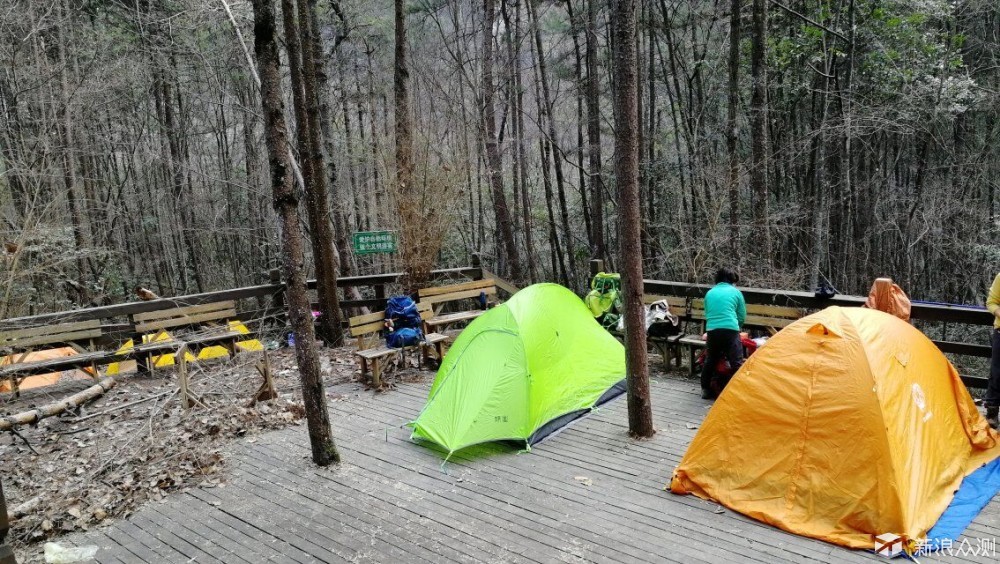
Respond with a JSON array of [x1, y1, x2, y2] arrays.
[[0, 375, 118, 431]]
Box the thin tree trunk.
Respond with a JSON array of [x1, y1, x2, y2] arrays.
[[512, 0, 537, 283], [394, 0, 423, 291], [251, 0, 340, 466], [611, 0, 653, 438], [57, 0, 88, 297], [567, 0, 592, 242], [726, 0, 741, 257], [299, 0, 344, 344], [481, 0, 522, 281], [308, 9, 358, 294], [750, 0, 772, 269], [529, 0, 578, 286], [586, 0, 606, 261]]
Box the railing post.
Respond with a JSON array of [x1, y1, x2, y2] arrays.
[[269, 268, 287, 328], [471, 253, 484, 280], [0, 478, 17, 564], [590, 259, 605, 277]]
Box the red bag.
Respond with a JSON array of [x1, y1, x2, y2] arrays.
[[695, 336, 758, 382]]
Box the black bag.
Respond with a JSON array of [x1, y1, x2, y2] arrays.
[[647, 321, 681, 339]]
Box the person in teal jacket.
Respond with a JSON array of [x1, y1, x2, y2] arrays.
[[701, 268, 747, 399]]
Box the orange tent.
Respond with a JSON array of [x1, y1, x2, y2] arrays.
[[670, 306, 1000, 549], [1, 347, 95, 392]]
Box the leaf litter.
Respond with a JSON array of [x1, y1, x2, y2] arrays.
[[1, 345, 361, 563]]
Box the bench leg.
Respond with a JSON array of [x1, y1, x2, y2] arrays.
[[179, 353, 192, 409], [689, 346, 697, 379], [372, 358, 382, 389], [136, 352, 150, 375], [655, 342, 669, 369]]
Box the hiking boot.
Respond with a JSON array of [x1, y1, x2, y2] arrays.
[[988, 406, 999, 430]]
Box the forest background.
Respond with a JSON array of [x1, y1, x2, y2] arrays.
[[2, 0, 998, 318]]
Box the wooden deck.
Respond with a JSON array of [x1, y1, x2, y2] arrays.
[[60, 375, 999, 563]]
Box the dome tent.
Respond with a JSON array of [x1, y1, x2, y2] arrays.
[[411, 283, 626, 456], [670, 306, 1000, 550]]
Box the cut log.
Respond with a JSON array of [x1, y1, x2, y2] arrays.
[[0, 375, 118, 431]]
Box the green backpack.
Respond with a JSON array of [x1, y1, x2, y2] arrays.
[[584, 272, 622, 329]]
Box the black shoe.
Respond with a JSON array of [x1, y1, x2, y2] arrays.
[[701, 389, 715, 400], [988, 406, 999, 430]]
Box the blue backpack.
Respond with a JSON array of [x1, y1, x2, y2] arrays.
[[384, 296, 424, 348], [385, 296, 423, 328], [386, 327, 423, 348]]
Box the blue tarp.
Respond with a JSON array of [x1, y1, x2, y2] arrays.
[[924, 457, 1000, 551], [909, 300, 987, 310]]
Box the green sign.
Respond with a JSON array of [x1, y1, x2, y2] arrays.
[[352, 230, 397, 255]]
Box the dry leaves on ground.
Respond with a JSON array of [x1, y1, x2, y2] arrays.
[[1, 345, 358, 557]]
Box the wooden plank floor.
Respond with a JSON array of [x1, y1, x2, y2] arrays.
[[60, 376, 999, 563]]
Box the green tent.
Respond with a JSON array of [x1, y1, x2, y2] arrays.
[[410, 283, 626, 456]]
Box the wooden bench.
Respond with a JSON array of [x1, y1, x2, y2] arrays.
[[651, 296, 805, 377], [418, 278, 498, 332], [129, 301, 246, 373], [349, 302, 448, 388], [0, 320, 109, 397]]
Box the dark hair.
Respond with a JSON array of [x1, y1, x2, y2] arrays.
[[715, 268, 739, 285]]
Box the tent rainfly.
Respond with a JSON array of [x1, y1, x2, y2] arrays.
[[411, 283, 626, 456], [670, 306, 1000, 551]]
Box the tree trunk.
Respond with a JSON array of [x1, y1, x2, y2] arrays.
[[529, 0, 578, 287], [726, 0, 741, 258], [394, 0, 422, 291], [750, 0, 772, 269], [611, 0, 653, 438], [511, 0, 537, 283], [586, 0, 606, 261], [481, 0, 522, 281], [309, 8, 359, 296], [57, 0, 89, 297], [299, 0, 344, 344], [252, 0, 340, 466], [566, 0, 592, 242]]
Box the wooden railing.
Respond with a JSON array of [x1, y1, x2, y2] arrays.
[[587, 259, 992, 388], [0, 265, 484, 343], [641, 278, 992, 389]]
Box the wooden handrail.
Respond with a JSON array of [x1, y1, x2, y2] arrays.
[[0, 267, 482, 330], [641, 279, 993, 388], [642, 280, 994, 326]]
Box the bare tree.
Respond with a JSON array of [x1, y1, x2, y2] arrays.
[[726, 0, 741, 257], [610, 0, 653, 438], [395, 0, 420, 291], [299, 0, 344, 344], [481, 0, 522, 282], [251, 0, 340, 466], [749, 0, 771, 268], [586, 0, 605, 262]]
